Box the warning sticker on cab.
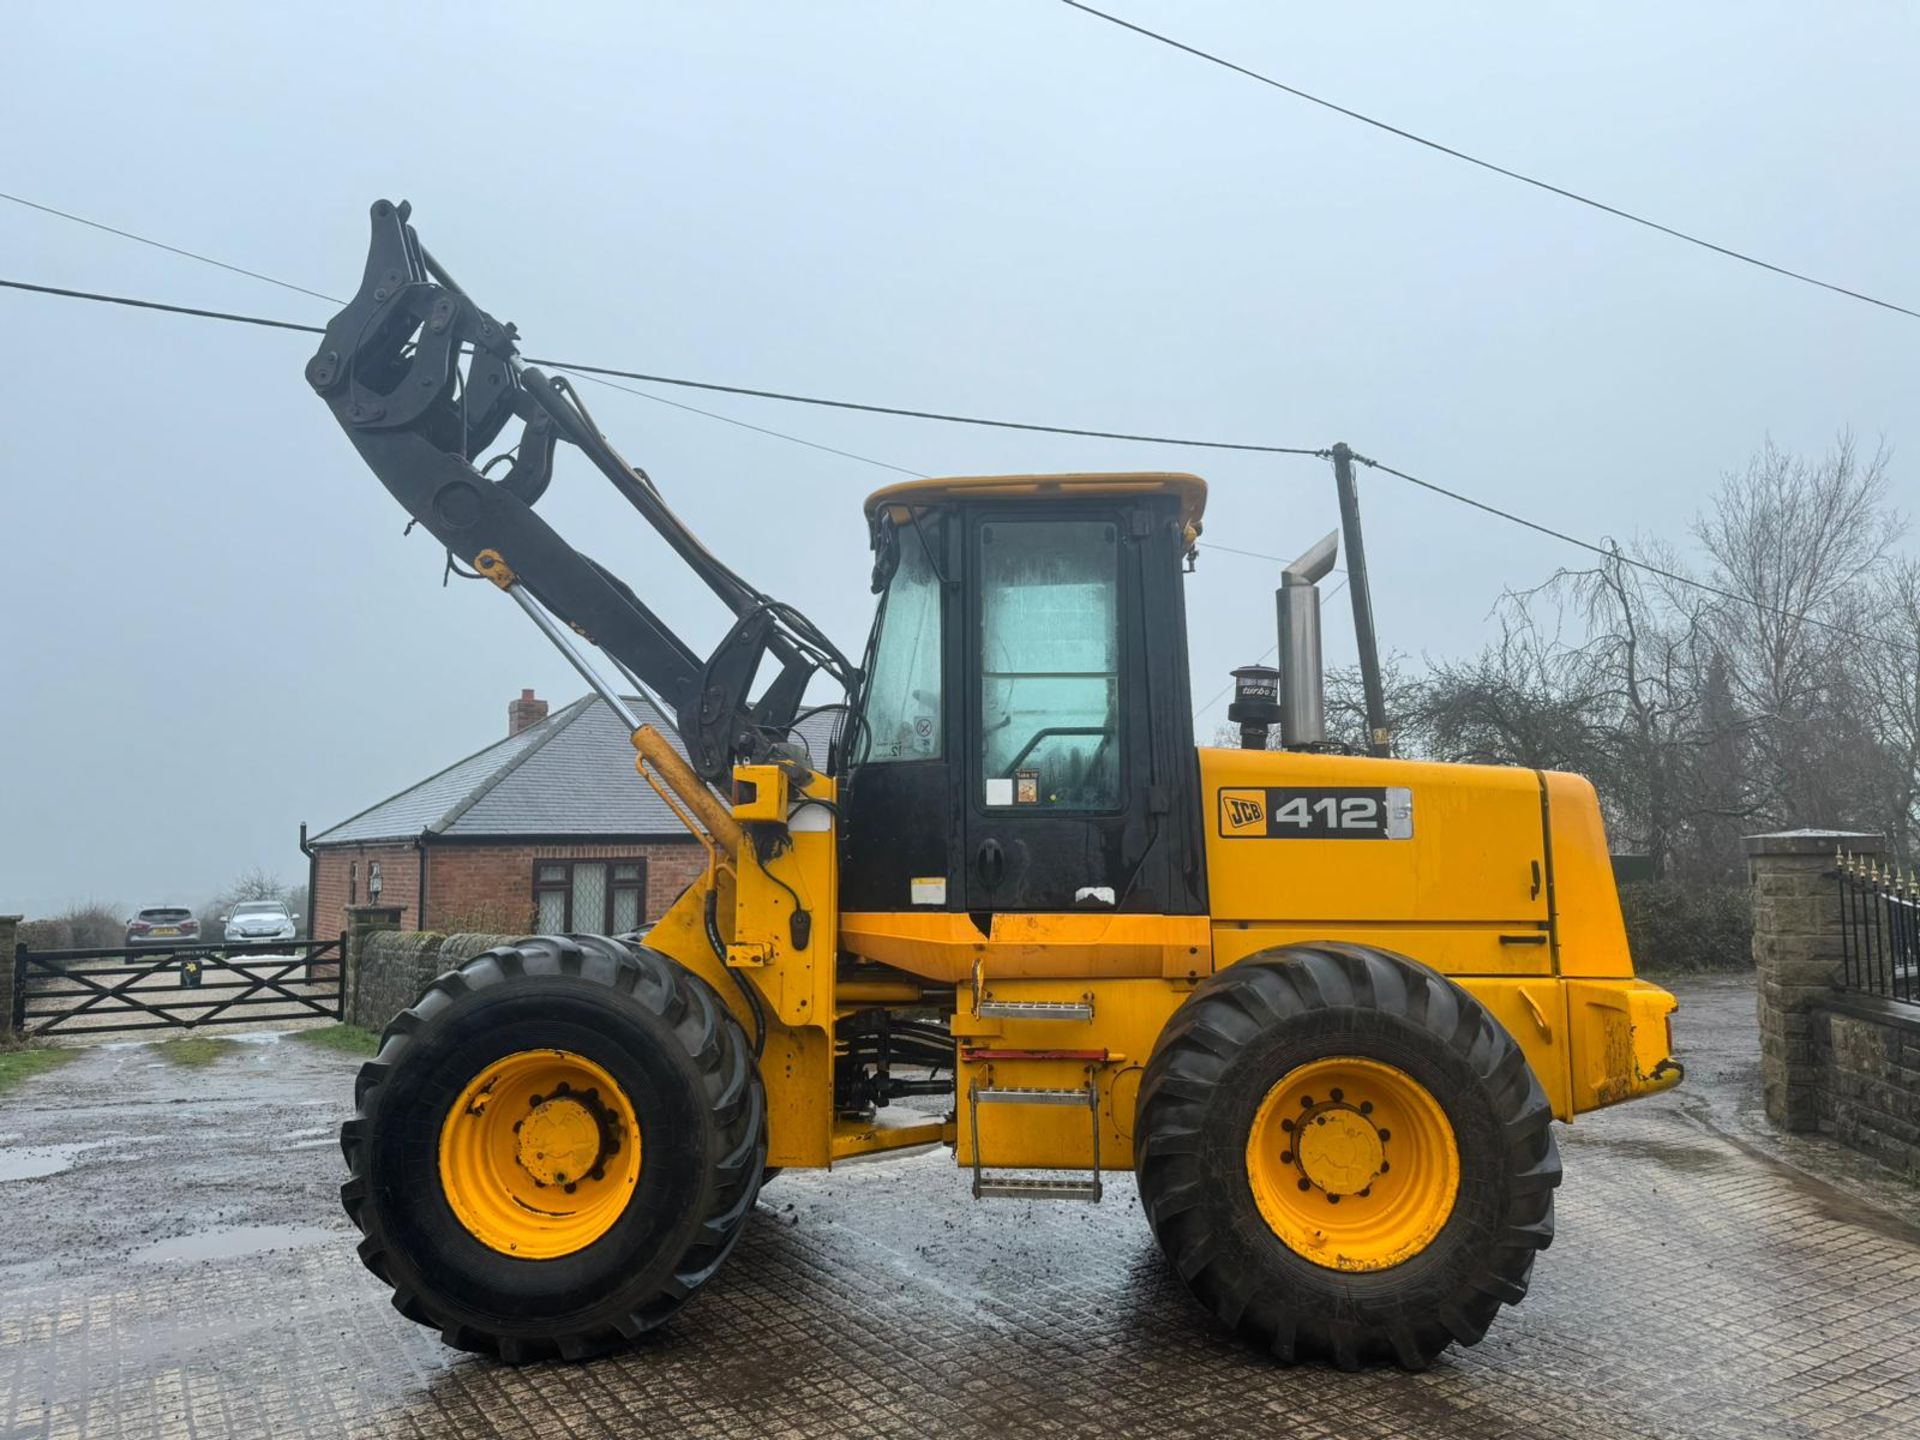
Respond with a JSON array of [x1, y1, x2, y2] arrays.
[[1217, 786, 1413, 840]]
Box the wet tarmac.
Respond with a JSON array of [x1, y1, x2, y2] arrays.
[[1, 977, 1917, 1439]]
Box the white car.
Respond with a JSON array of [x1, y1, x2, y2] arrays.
[[222, 900, 300, 945]]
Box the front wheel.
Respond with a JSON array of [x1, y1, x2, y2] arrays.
[[1135, 943, 1560, 1370], [341, 934, 765, 1362]]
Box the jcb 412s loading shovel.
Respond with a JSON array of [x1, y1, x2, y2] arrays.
[[311, 201, 1683, 1369]]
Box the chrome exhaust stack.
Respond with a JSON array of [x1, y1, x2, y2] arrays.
[[1277, 531, 1338, 749]]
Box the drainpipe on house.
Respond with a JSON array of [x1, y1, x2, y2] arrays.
[[417, 831, 431, 932], [299, 822, 317, 941]]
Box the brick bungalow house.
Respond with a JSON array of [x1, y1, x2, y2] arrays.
[[304, 690, 829, 941]]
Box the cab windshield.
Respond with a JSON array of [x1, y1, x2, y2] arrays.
[[855, 518, 943, 765]]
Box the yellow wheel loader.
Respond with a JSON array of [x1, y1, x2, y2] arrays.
[[312, 201, 1682, 1370]]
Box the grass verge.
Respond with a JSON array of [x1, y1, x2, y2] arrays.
[[0, 1045, 78, 1098], [158, 1037, 241, 1068], [289, 1024, 382, 1056]]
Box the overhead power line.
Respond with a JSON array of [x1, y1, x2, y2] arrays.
[[1059, 2, 1920, 322], [535, 372, 1304, 576], [0, 190, 345, 305], [1348, 452, 1887, 646], [1193, 575, 1351, 720], [555, 367, 923, 478], [524, 357, 1331, 456], [0, 275, 1289, 562], [0, 275, 1327, 456], [0, 278, 328, 336], [0, 272, 1889, 645], [0, 192, 1326, 454]]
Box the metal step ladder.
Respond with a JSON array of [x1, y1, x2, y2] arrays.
[[969, 959, 1095, 1024], [967, 1078, 1104, 1202], [975, 997, 1094, 1023]]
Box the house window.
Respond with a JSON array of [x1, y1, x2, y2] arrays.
[[534, 859, 648, 933]]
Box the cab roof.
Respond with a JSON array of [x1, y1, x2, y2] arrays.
[[864, 471, 1208, 533]]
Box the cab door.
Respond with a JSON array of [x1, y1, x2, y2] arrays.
[[964, 509, 1157, 912]]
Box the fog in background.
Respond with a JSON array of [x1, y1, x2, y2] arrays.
[[2, 2, 1914, 914]]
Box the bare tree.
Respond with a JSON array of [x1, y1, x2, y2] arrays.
[[1209, 654, 1431, 755], [18, 901, 128, 951], [1196, 436, 1910, 888], [1859, 557, 1920, 861], [199, 867, 296, 938], [1325, 654, 1431, 757], [1551, 542, 1766, 878], [1694, 433, 1901, 828]]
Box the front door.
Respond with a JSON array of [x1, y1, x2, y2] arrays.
[[965, 510, 1154, 911]]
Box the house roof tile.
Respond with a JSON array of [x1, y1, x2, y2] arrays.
[[309, 697, 837, 846]]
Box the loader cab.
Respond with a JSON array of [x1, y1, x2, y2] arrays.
[[840, 473, 1209, 917]]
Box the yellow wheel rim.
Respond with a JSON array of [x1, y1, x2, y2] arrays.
[[1245, 1056, 1458, 1272], [437, 1049, 642, 1259]]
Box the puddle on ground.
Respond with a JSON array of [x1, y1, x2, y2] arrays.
[[0, 1140, 123, 1182], [131, 1224, 337, 1263], [1578, 1134, 1732, 1172]]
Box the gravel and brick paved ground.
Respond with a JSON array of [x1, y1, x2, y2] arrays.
[[1, 976, 1916, 1439]]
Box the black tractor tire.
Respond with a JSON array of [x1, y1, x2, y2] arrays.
[[1135, 943, 1560, 1370], [340, 934, 765, 1363]]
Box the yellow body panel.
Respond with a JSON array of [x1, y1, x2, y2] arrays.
[[647, 745, 1678, 1178], [953, 975, 1189, 1170], [1542, 771, 1637, 977], [840, 911, 1212, 982], [1213, 924, 1553, 977], [831, 1117, 950, 1160], [1200, 748, 1551, 927], [1565, 978, 1683, 1109], [640, 770, 843, 1170], [1454, 978, 1577, 1119]]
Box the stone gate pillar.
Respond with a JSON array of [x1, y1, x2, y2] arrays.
[[0, 915, 21, 1042], [1745, 829, 1883, 1131], [343, 904, 404, 1021]]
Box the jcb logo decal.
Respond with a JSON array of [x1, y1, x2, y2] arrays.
[[1219, 790, 1268, 834], [1216, 785, 1414, 840]]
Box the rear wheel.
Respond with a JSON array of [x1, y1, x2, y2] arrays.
[[1135, 943, 1559, 1369], [341, 934, 764, 1362]]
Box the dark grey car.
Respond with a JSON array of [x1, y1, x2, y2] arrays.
[[125, 905, 200, 948]]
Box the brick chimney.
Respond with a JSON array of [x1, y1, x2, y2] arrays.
[[508, 688, 549, 736]]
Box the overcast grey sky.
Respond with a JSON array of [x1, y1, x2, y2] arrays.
[[2, 2, 1914, 916]]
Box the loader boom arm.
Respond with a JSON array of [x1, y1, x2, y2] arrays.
[[304, 199, 852, 781]]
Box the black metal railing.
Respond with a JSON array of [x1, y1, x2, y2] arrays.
[[11, 935, 347, 1038], [1838, 853, 1919, 1006]]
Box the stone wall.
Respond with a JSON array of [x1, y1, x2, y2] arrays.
[[1810, 996, 1920, 1182], [1, 915, 20, 1042], [1746, 829, 1920, 1181], [346, 927, 516, 1031]]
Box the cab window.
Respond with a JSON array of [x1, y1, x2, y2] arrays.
[[978, 519, 1120, 810], [857, 518, 943, 763]]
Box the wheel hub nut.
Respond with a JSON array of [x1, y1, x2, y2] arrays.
[[516, 1095, 605, 1188], [1293, 1103, 1386, 1197]]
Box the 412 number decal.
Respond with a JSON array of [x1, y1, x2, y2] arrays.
[[1217, 786, 1414, 840]]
